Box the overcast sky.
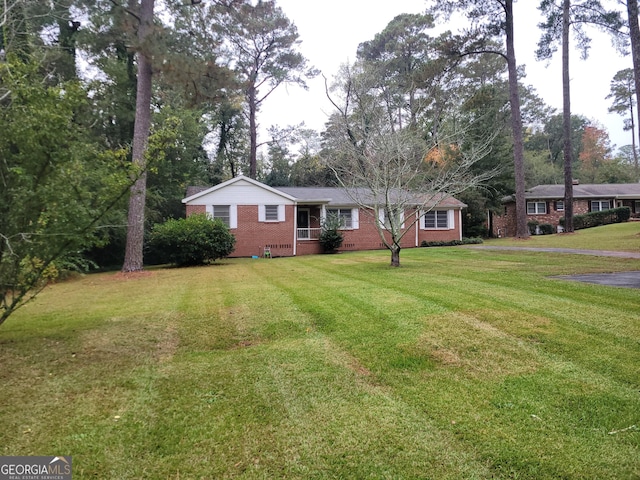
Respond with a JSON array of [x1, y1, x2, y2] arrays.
[[260, 0, 633, 152]]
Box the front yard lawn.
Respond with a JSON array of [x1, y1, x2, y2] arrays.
[[1, 245, 639, 478]]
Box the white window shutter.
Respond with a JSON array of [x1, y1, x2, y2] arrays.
[[352, 208, 359, 229], [258, 204, 265, 222], [400, 210, 406, 229], [278, 204, 285, 221], [205, 205, 213, 218], [448, 210, 454, 230], [230, 205, 238, 229], [378, 208, 385, 226]]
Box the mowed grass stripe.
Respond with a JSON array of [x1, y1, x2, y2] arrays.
[[2, 242, 639, 478]]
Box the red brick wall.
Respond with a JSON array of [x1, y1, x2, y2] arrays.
[[186, 204, 463, 256], [338, 209, 462, 252], [232, 205, 296, 257], [493, 199, 596, 237]]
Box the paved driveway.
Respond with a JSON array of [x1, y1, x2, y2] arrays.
[[552, 271, 640, 289], [469, 246, 640, 289]]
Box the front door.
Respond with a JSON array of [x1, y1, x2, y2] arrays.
[[297, 208, 310, 239]]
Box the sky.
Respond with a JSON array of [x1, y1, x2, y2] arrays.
[[260, 0, 633, 152]]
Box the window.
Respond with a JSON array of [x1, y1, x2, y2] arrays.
[[555, 200, 564, 212], [591, 200, 611, 212], [211, 205, 230, 226], [265, 205, 279, 221], [527, 201, 546, 214], [424, 211, 449, 229], [378, 208, 405, 229], [259, 204, 284, 222], [327, 208, 353, 228], [635, 200, 640, 213]]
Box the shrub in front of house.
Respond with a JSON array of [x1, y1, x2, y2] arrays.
[[421, 237, 483, 247], [560, 207, 631, 230], [538, 223, 555, 235], [148, 214, 236, 266], [319, 213, 344, 253]]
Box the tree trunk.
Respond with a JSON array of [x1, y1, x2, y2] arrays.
[[390, 245, 401, 267], [627, 0, 640, 175], [248, 85, 258, 179], [122, 0, 154, 272], [505, 0, 529, 239], [631, 99, 639, 173], [562, 0, 574, 233]]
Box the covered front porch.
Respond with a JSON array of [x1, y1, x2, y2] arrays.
[[295, 204, 325, 255]]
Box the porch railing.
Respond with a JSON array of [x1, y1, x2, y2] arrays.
[[297, 227, 321, 240]]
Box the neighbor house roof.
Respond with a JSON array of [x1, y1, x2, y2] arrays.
[[503, 183, 640, 202]]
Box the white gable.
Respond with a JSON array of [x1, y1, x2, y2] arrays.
[[183, 176, 295, 205]]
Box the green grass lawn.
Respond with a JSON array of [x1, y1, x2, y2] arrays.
[[1, 225, 639, 479], [486, 221, 640, 251]]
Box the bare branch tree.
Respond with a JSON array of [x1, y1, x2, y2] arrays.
[[323, 64, 499, 267]]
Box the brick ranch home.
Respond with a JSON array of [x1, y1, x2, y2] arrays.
[[492, 182, 640, 237], [182, 175, 467, 257]]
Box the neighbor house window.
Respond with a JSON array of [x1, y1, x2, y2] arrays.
[[555, 200, 564, 211], [591, 200, 611, 212], [211, 205, 230, 226], [527, 201, 546, 214], [327, 208, 353, 228], [424, 210, 449, 229], [635, 200, 640, 213]]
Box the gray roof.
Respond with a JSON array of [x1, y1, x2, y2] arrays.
[[185, 186, 209, 198], [184, 180, 466, 208], [278, 186, 464, 208], [504, 183, 640, 202], [275, 187, 351, 204]]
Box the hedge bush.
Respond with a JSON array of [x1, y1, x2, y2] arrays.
[[148, 214, 236, 266], [421, 237, 483, 248], [539, 223, 555, 235], [560, 207, 631, 230]]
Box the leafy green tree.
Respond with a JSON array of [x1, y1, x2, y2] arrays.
[[525, 113, 589, 168], [121, 0, 154, 273], [607, 68, 639, 172], [356, 13, 441, 130], [537, 0, 624, 231], [624, 0, 640, 170], [427, 0, 530, 239], [148, 214, 235, 266], [0, 59, 133, 326], [216, 0, 317, 178], [263, 142, 292, 186]]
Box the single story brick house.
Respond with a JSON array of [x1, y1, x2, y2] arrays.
[[182, 175, 467, 257], [492, 182, 640, 237]]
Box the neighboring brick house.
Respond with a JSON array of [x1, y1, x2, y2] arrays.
[[183, 175, 467, 257], [492, 183, 640, 237]]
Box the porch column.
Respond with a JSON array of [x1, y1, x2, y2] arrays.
[[415, 209, 419, 247], [293, 203, 298, 256]]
